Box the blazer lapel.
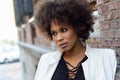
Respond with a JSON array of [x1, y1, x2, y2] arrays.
[[45, 50, 63, 80]]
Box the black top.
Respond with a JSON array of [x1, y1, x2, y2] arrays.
[[51, 55, 88, 80]]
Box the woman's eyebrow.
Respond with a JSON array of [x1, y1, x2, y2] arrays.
[[60, 26, 68, 30], [59, 26, 67, 29], [50, 30, 55, 32]]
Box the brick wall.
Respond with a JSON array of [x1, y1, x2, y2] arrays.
[[87, 37, 101, 48], [97, 0, 120, 79], [97, 0, 120, 62]]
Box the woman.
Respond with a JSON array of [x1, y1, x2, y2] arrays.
[[34, 0, 117, 80]]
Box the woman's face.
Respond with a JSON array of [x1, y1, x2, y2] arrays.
[[50, 21, 79, 52]]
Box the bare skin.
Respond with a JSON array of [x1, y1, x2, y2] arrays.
[[50, 21, 86, 68]]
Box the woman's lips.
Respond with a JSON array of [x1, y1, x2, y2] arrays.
[[59, 43, 67, 48]]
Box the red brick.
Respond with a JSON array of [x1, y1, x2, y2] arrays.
[[101, 38, 112, 48], [92, 44, 101, 48], [97, 0, 104, 6], [101, 22, 110, 30], [107, 31, 115, 38], [108, 1, 119, 11], [98, 1, 120, 14], [114, 0, 120, 9], [110, 21, 119, 29], [101, 39, 107, 46], [87, 38, 101, 48], [115, 30, 120, 38], [112, 40, 120, 47], [104, 0, 111, 3], [108, 2, 115, 10], [87, 38, 95, 43], [97, 0, 111, 5], [112, 10, 120, 19], [106, 12, 113, 21], [98, 4, 109, 13], [105, 40, 112, 47], [99, 14, 106, 22], [100, 30, 106, 38], [94, 38, 101, 43]]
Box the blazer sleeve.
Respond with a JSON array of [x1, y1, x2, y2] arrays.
[[104, 49, 117, 80], [110, 50, 117, 79], [34, 54, 46, 80]]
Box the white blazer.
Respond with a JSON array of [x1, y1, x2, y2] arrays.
[[34, 45, 117, 80]]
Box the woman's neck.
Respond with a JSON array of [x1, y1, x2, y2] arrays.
[[63, 40, 86, 67], [63, 40, 86, 59]]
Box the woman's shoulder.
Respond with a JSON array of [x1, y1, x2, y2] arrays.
[[89, 47, 116, 57], [88, 48, 117, 68], [87, 48, 117, 79], [40, 51, 57, 60]]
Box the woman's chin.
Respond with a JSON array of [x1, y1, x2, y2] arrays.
[[59, 47, 70, 52]]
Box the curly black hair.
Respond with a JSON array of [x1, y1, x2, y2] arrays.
[[34, 0, 94, 41]]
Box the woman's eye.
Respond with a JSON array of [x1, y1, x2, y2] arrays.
[[51, 32, 57, 36], [61, 28, 67, 32]]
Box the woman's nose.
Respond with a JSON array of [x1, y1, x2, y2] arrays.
[[56, 33, 64, 41]]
